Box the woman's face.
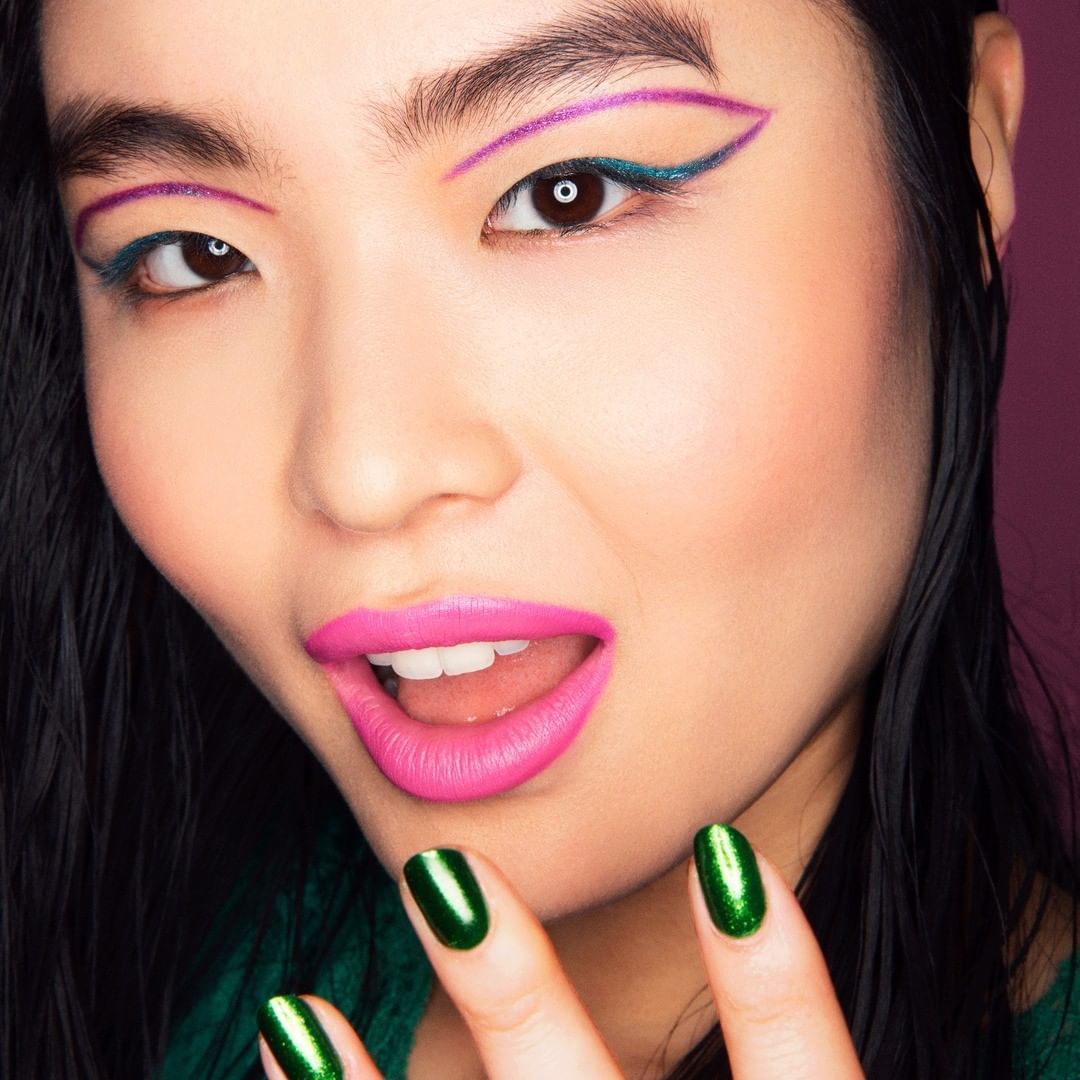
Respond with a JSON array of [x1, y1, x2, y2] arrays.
[[44, 0, 930, 916]]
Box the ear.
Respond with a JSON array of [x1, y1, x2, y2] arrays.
[[969, 13, 1025, 278]]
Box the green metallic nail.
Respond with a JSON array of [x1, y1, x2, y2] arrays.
[[256, 995, 343, 1080], [693, 824, 767, 938], [403, 848, 489, 950]]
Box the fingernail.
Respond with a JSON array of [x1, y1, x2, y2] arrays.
[[256, 995, 343, 1080], [693, 823, 767, 938], [403, 848, 490, 950]]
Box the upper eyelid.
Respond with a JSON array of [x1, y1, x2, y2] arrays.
[[81, 230, 254, 294], [69, 92, 770, 246], [80, 159, 687, 265], [81, 230, 186, 288], [72, 183, 275, 249], [80, 128, 760, 285], [443, 87, 773, 180], [492, 157, 683, 214], [490, 132, 759, 220]]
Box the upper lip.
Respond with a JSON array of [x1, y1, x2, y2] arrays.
[[304, 594, 614, 662]]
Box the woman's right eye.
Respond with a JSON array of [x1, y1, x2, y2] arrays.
[[142, 234, 253, 292], [90, 231, 256, 299]]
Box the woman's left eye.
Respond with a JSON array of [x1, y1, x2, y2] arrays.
[[487, 164, 674, 235], [91, 230, 256, 299]]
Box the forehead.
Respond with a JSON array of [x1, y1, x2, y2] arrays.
[[39, 0, 864, 148]]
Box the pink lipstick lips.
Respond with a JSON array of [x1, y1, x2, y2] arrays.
[[305, 595, 616, 802]]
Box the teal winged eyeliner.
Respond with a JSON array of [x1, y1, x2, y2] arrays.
[[79, 230, 183, 287], [443, 87, 773, 180], [586, 121, 769, 183]]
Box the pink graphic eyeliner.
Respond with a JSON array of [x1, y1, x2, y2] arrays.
[[73, 182, 274, 248], [443, 87, 772, 180]]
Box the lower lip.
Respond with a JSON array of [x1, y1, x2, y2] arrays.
[[320, 639, 614, 802]]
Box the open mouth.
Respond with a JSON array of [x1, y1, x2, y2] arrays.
[[306, 595, 617, 801], [369, 633, 599, 726]]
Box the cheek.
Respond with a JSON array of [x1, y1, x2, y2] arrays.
[[487, 142, 930, 810], [81, 305, 289, 647], [502, 215, 926, 599]]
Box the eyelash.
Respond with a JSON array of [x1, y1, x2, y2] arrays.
[[85, 230, 234, 307], [484, 157, 687, 236], [85, 157, 697, 305]]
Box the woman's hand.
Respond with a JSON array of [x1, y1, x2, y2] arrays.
[[257, 825, 864, 1079]]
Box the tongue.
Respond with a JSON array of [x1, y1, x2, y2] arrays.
[[394, 634, 596, 725]]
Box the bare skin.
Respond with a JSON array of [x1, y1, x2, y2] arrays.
[[40, 1, 1032, 1075]]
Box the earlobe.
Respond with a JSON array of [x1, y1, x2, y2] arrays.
[[969, 13, 1025, 272]]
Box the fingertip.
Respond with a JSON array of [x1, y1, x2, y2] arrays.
[[299, 996, 381, 1079], [400, 848, 623, 1079], [256, 994, 344, 1079], [400, 846, 493, 952], [258, 1032, 289, 1080], [256, 993, 377, 1080], [688, 829, 863, 1077], [691, 823, 768, 940]]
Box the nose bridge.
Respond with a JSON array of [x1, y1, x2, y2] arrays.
[[287, 242, 519, 534]]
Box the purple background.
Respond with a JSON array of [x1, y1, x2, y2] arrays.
[[995, 2, 1079, 778]]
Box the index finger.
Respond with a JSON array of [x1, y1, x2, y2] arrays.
[[399, 847, 623, 1080], [689, 824, 864, 1080]]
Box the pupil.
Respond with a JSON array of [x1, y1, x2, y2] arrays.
[[182, 234, 248, 279], [531, 173, 605, 227]]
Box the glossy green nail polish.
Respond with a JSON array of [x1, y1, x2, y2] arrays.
[[403, 848, 489, 950], [256, 995, 343, 1080], [694, 824, 767, 938]]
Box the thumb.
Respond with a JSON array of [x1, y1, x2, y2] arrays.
[[257, 994, 381, 1079]]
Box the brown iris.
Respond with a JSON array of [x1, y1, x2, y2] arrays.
[[179, 234, 249, 279], [529, 173, 606, 227]]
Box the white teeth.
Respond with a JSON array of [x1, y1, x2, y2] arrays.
[[366, 639, 531, 679], [388, 647, 443, 680], [438, 641, 495, 675]]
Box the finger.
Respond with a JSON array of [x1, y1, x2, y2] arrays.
[[689, 824, 864, 1080], [399, 847, 622, 1080], [257, 993, 381, 1079]]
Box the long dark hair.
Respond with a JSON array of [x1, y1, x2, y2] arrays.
[[1, 0, 1075, 1077]]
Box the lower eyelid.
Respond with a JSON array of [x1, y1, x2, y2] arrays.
[[117, 266, 259, 309], [482, 193, 677, 247]]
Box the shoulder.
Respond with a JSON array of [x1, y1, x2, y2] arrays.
[[1011, 880, 1076, 1012], [1011, 882, 1079, 1077]]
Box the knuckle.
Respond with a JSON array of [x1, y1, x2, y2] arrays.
[[718, 981, 815, 1031], [465, 976, 557, 1042]]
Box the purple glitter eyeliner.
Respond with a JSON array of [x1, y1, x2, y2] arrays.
[[443, 87, 773, 180], [73, 182, 274, 249]]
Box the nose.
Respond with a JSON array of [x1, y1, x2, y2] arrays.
[[286, 258, 521, 535]]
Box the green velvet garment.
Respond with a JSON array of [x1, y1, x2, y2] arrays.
[[1013, 952, 1079, 1077], [158, 823, 1078, 1079], [157, 817, 433, 1080]]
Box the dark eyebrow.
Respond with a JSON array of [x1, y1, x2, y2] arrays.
[[49, 98, 275, 182], [50, 0, 717, 182], [375, 0, 719, 151]]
